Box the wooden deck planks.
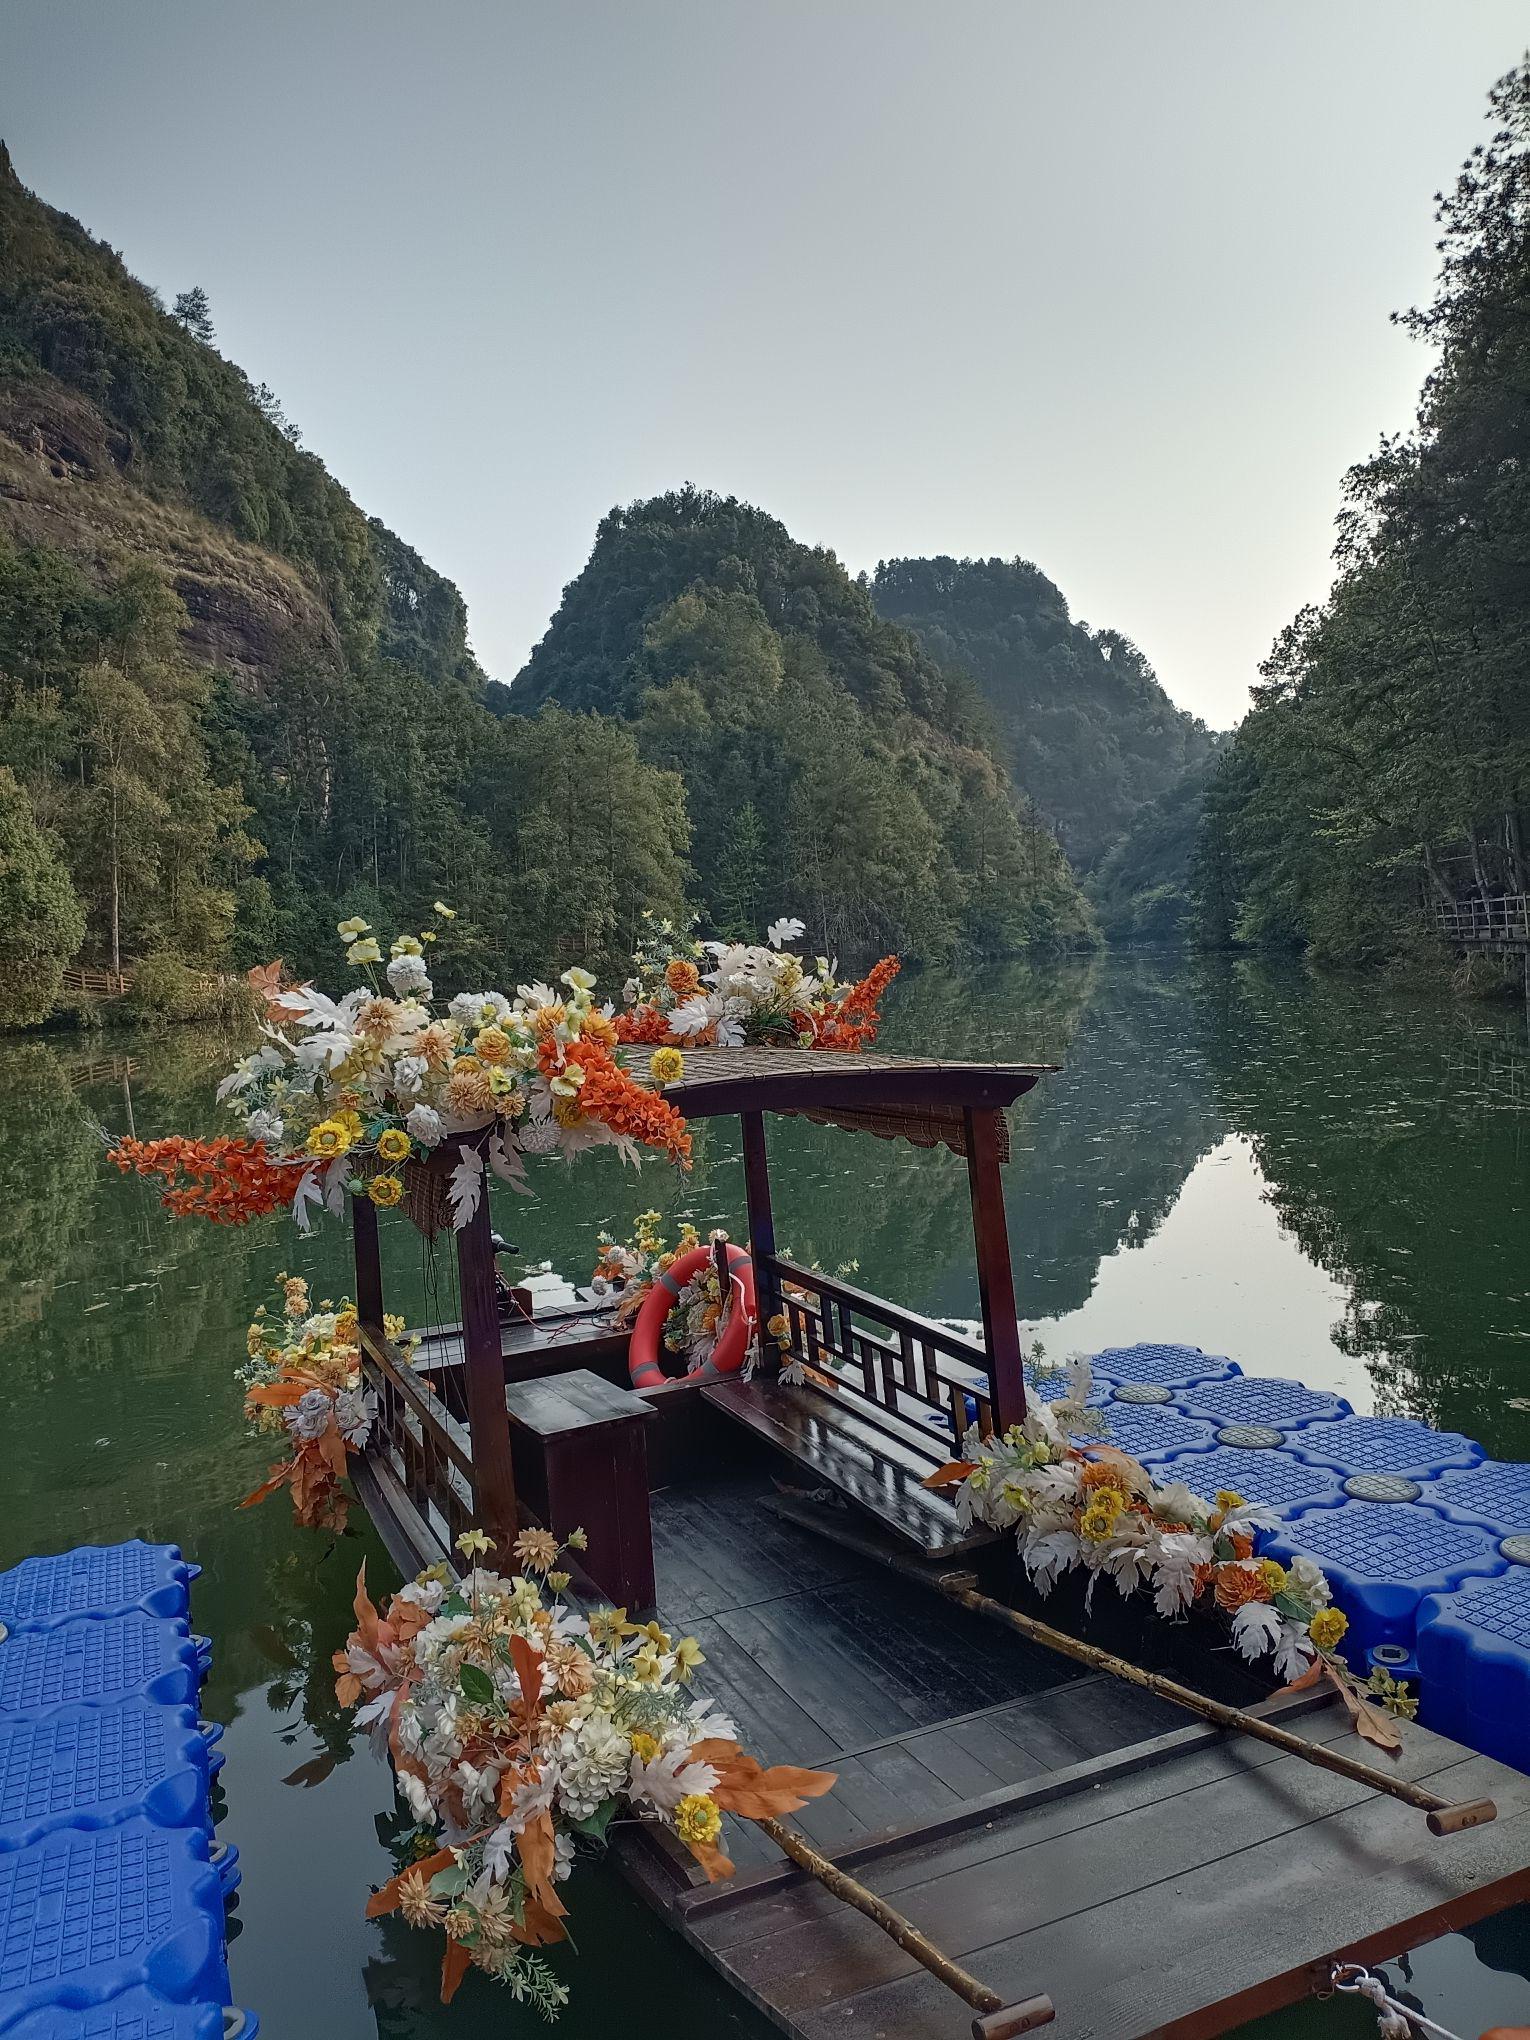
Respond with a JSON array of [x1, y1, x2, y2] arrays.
[[683, 1702, 1530, 2040]]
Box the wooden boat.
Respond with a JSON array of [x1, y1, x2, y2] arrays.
[[349, 1048, 1530, 2040]]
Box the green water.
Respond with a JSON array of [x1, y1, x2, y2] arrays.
[[4, 950, 1529, 2037]]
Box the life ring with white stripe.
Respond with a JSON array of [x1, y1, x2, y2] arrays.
[[628, 1243, 757, 1390]]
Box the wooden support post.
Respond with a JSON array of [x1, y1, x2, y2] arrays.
[[352, 1193, 384, 1342], [455, 1180, 519, 1568], [740, 1111, 781, 1354], [963, 1106, 1026, 1428]]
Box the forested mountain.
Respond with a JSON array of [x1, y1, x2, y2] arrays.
[[870, 556, 1215, 872], [1195, 60, 1530, 969], [0, 143, 692, 1020], [510, 489, 1097, 961], [1090, 750, 1223, 942]]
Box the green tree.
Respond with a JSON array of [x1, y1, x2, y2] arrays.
[[170, 285, 214, 343], [0, 765, 85, 1025]]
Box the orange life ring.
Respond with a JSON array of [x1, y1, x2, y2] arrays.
[[628, 1243, 756, 1390]]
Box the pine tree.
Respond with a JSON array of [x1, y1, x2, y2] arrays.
[[171, 285, 214, 344]]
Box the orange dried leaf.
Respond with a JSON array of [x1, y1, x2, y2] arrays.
[[922, 1460, 977, 1491], [440, 1938, 473, 2004], [366, 1845, 454, 1918]]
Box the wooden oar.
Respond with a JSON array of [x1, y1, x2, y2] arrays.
[[940, 1574, 1495, 1837], [752, 1813, 1054, 2040], [761, 1494, 1496, 1838]]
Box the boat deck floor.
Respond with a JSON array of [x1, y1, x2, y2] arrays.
[[625, 1473, 1530, 2040], [647, 1468, 1187, 1867]]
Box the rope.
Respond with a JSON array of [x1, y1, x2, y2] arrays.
[[1330, 1964, 1465, 2040]]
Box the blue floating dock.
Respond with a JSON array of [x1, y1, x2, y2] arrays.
[[0, 1545, 253, 2038], [1079, 1343, 1530, 1774]]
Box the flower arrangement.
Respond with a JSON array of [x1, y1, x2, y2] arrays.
[[927, 1360, 1416, 1744], [237, 1274, 412, 1531], [612, 912, 899, 1050], [111, 904, 693, 1235], [339, 1526, 835, 2012], [108, 911, 897, 1237]]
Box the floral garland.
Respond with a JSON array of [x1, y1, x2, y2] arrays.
[[612, 912, 899, 1050], [108, 910, 897, 1234], [338, 1527, 835, 2014], [927, 1361, 1417, 1743], [237, 1274, 414, 1531]]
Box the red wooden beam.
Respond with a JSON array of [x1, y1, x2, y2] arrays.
[[963, 1105, 1026, 1430]]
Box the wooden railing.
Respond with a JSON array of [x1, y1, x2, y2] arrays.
[[358, 1326, 477, 1552], [1435, 894, 1530, 947], [59, 963, 135, 999], [765, 1254, 992, 1462]]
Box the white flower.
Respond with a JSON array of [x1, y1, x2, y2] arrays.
[[628, 1746, 719, 1814], [399, 1769, 435, 1824], [667, 994, 715, 1040], [767, 917, 806, 949], [386, 953, 432, 996], [553, 1830, 575, 1882], [560, 967, 596, 994], [1148, 1481, 1209, 1526], [405, 1104, 443, 1148], [246, 1108, 284, 1144], [333, 1387, 376, 1447], [552, 1716, 629, 1820], [450, 990, 510, 1028], [1287, 1555, 1332, 1608], [284, 1387, 334, 1442]]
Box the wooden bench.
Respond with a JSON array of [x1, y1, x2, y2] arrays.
[[700, 1376, 987, 1560]]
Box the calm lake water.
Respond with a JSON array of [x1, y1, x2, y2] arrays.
[[4, 950, 1529, 2038]]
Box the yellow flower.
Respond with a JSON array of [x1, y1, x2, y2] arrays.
[[347, 937, 383, 965], [456, 1528, 492, 1559], [648, 1046, 685, 1085], [334, 1308, 359, 1345], [390, 934, 423, 957], [630, 1731, 661, 1765], [432, 900, 457, 920], [1215, 1491, 1246, 1513], [672, 1636, 705, 1682], [337, 916, 370, 941], [377, 1127, 412, 1163], [306, 1119, 352, 1159], [475, 1025, 512, 1065], [766, 1311, 791, 1342], [369, 1173, 404, 1207], [630, 1645, 665, 1684], [553, 1096, 587, 1130], [632, 1619, 671, 1649], [383, 1312, 407, 1341], [674, 1793, 722, 1847], [587, 1605, 628, 1646], [1309, 1607, 1349, 1652], [1259, 1558, 1288, 1596], [546, 1570, 571, 1594], [1079, 1505, 1118, 1544], [565, 1526, 588, 1552]]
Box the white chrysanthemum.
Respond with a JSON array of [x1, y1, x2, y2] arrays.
[[553, 1716, 630, 1821], [449, 990, 511, 1028], [386, 952, 432, 996], [405, 1103, 443, 1147], [246, 1108, 284, 1144]]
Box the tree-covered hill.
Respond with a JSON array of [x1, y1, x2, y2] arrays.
[[1090, 749, 1224, 943], [1194, 60, 1530, 971], [0, 143, 691, 1015], [870, 555, 1215, 873], [510, 488, 1098, 962]]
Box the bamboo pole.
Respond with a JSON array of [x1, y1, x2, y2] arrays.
[[941, 1576, 1496, 1838], [759, 1495, 1497, 1840], [753, 1815, 1054, 2040]]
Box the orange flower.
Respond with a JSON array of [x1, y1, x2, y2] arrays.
[[109, 1135, 305, 1225], [808, 955, 901, 1051], [1080, 1460, 1128, 1494], [612, 1003, 673, 1045], [665, 958, 701, 996], [445, 1067, 495, 1118], [565, 1042, 692, 1164], [1214, 1562, 1271, 1612], [579, 1009, 618, 1047]]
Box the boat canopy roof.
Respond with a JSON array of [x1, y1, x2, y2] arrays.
[[633, 1045, 1055, 1159]]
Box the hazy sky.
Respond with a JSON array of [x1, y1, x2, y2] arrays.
[[6, 3, 1527, 726]]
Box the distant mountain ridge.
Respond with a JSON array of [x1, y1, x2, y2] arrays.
[[510, 488, 1099, 960], [871, 555, 1215, 873]]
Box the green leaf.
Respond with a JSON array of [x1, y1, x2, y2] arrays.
[[429, 1862, 469, 1897], [459, 1662, 496, 1705], [569, 1797, 618, 1842]]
